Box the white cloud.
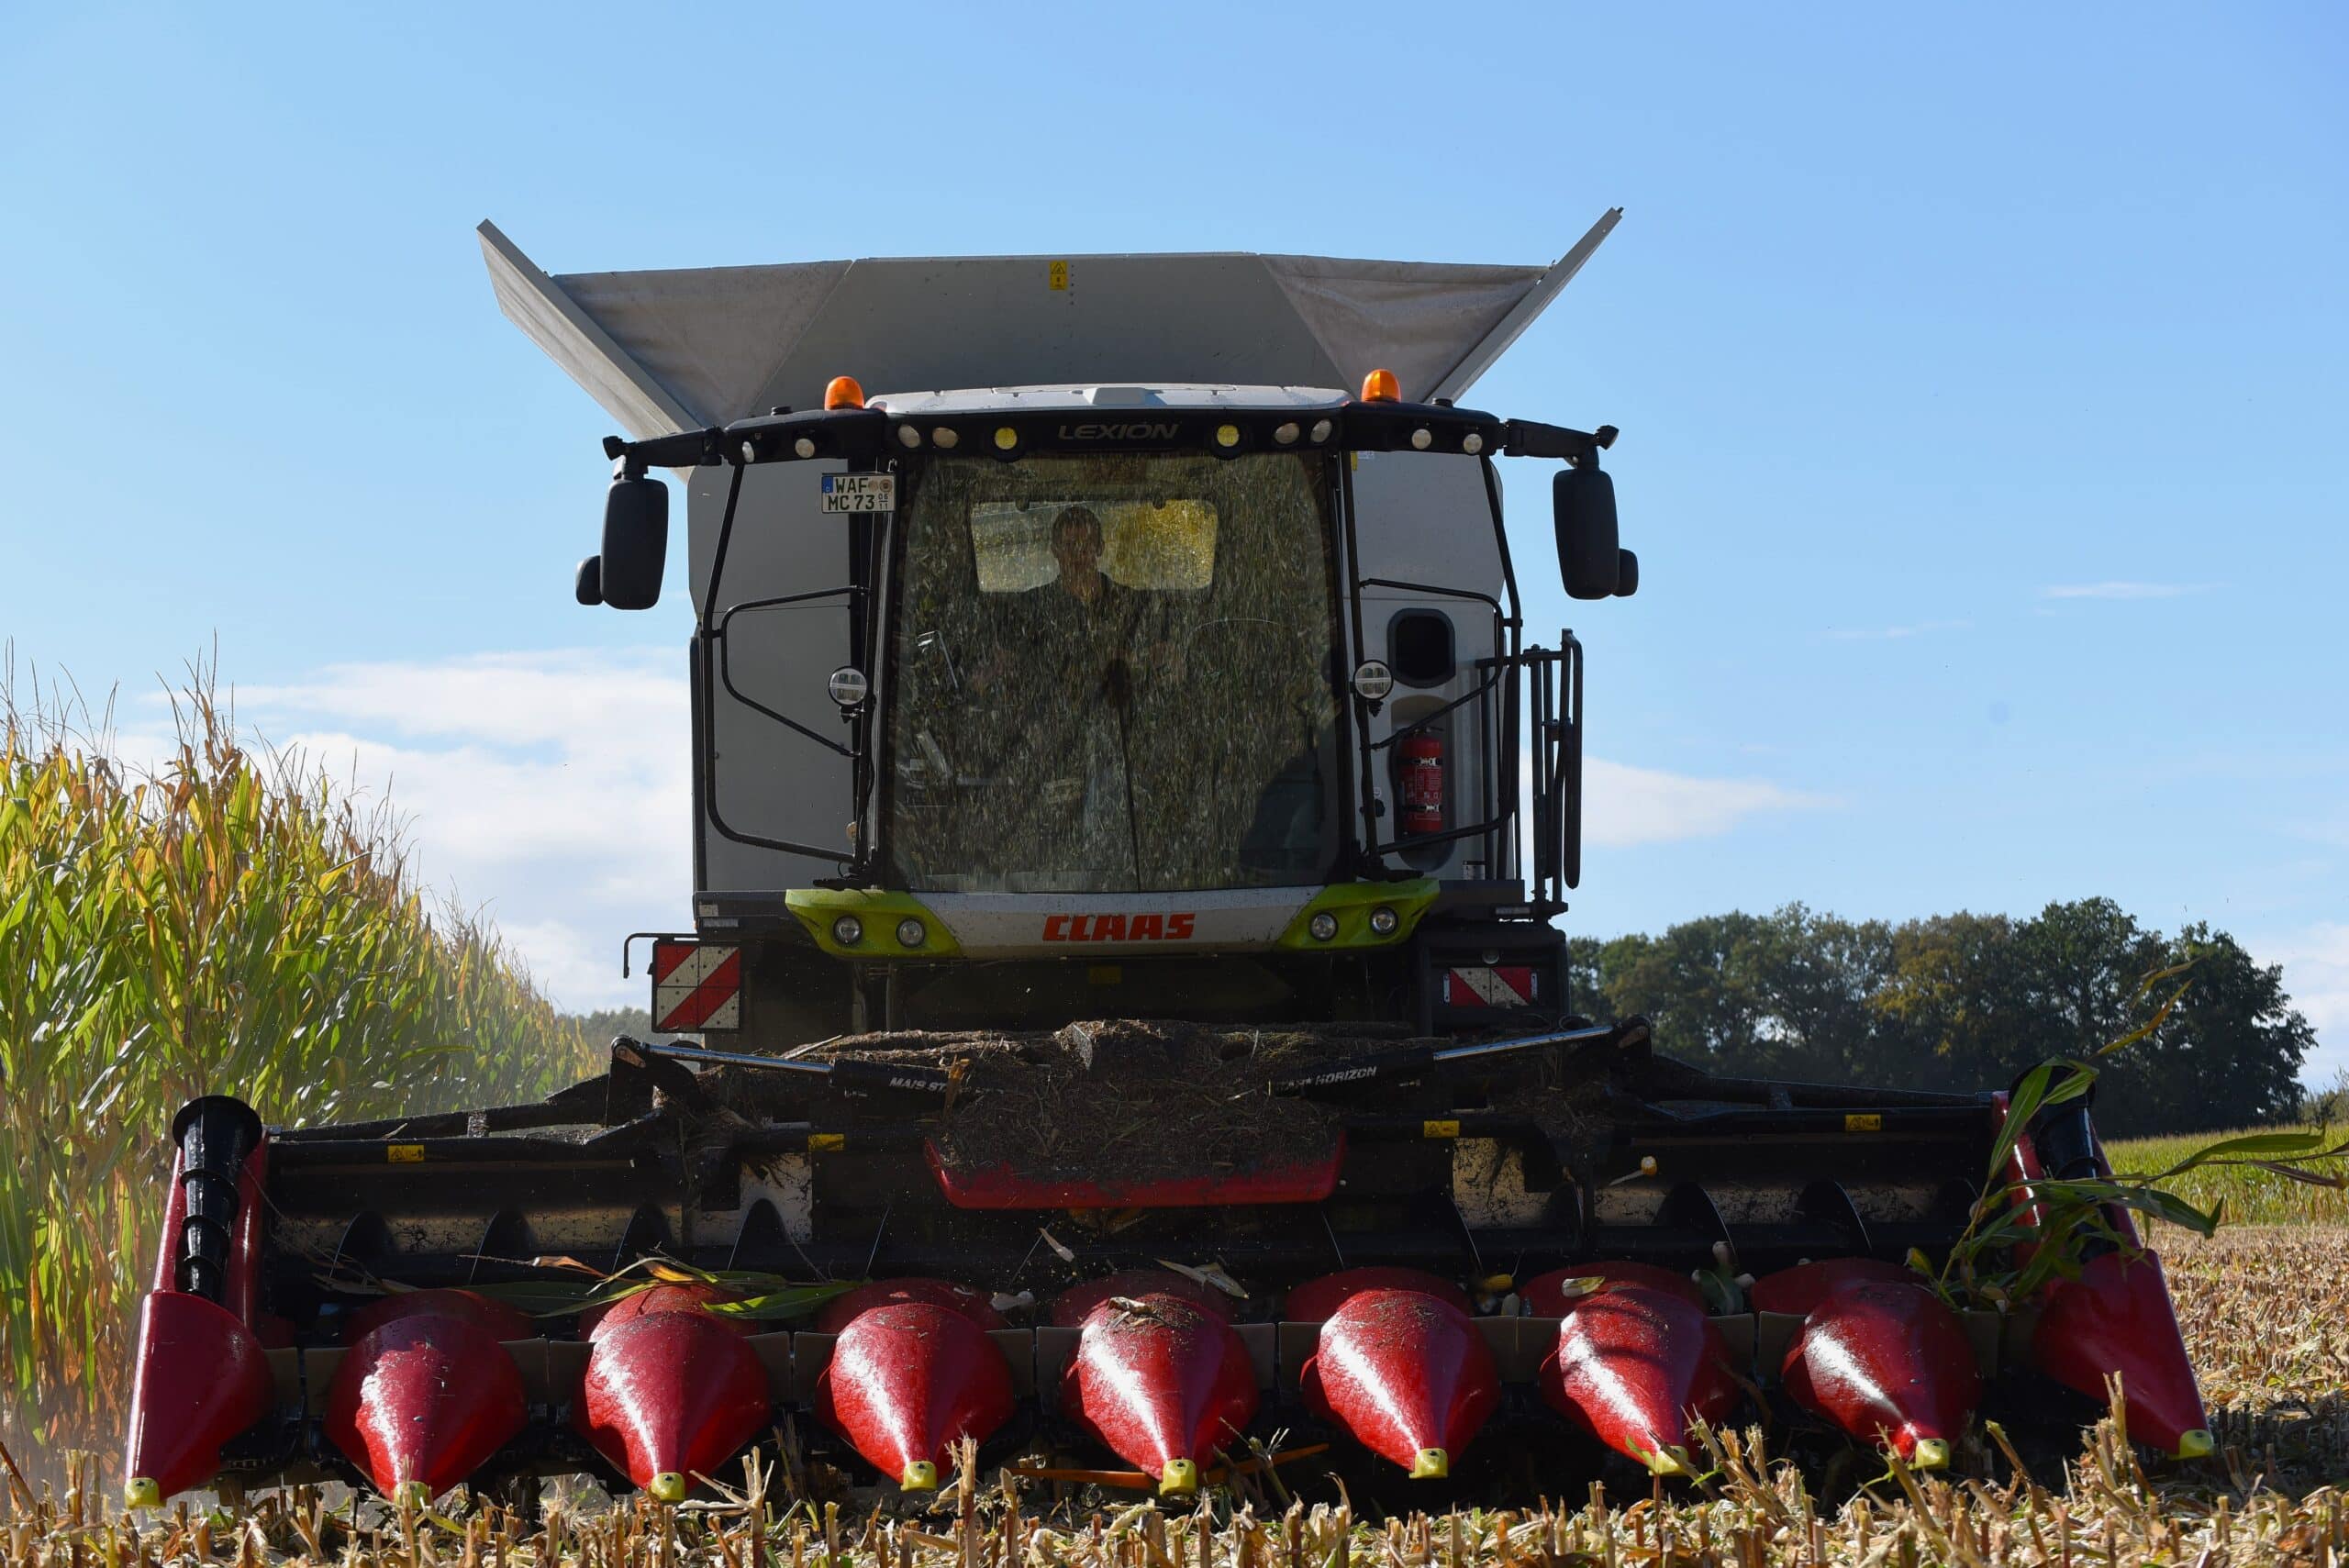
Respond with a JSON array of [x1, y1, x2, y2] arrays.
[[2038, 582, 2208, 601], [225, 649, 693, 1011], [2266, 923, 2349, 1089], [1582, 757, 1831, 847]]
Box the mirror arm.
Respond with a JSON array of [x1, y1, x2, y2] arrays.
[[1501, 419, 1619, 464], [605, 428, 724, 471]]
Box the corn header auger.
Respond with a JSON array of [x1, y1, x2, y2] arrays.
[[125, 215, 2211, 1511]]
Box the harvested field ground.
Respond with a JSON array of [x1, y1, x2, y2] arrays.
[[5, 1227, 2345, 1566]]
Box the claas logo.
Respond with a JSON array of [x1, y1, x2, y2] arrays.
[[1041, 913, 1197, 942]]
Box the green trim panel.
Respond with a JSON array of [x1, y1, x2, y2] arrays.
[[785, 888, 964, 959], [1273, 879, 1440, 951]]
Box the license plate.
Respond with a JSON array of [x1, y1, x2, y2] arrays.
[[821, 473, 896, 513]]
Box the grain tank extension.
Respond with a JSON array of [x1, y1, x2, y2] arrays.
[[121, 214, 2211, 1507]]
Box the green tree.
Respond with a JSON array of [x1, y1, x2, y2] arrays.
[[1564, 898, 2316, 1137], [2096, 921, 2312, 1134]]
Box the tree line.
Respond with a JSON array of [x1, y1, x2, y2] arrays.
[[1565, 898, 2317, 1138]]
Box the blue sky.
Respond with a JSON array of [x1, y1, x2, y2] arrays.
[[3, 5, 2343, 1077]]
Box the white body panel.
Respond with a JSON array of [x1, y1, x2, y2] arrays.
[[924, 886, 1319, 959], [483, 226, 1620, 899]]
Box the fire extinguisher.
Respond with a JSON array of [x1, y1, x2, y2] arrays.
[[1397, 730, 1444, 837]]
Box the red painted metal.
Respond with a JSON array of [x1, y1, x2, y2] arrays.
[[1748, 1259, 1920, 1318], [224, 1141, 268, 1328], [1997, 1095, 2210, 1455], [816, 1277, 1007, 1334], [1062, 1296, 1258, 1493], [347, 1288, 535, 1345], [1302, 1288, 1497, 1477], [2033, 1250, 2210, 1455], [574, 1307, 773, 1500], [928, 1137, 1345, 1210], [1286, 1267, 1469, 1323], [1050, 1271, 1236, 1328], [325, 1312, 527, 1500], [1779, 1281, 1980, 1463], [579, 1282, 747, 1343], [1539, 1284, 1737, 1473], [1522, 1262, 1706, 1315], [814, 1302, 1015, 1489], [120, 1291, 274, 1504], [122, 1137, 275, 1506]]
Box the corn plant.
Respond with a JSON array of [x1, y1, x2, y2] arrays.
[[1921, 963, 2349, 1309], [0, 667, 600, 1453]]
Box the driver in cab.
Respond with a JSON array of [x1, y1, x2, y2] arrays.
[[1024, 505, 1147, 689], [975, 505, 1174, 701]]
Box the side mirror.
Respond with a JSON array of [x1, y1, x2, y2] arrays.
[[574, 556, 604, 606], [1553, 464, 1622, 600], [598, 471, 669, 610]]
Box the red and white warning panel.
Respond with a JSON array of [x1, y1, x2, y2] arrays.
[[1442, 965, 1539, 1008], [651, 940, 742, 1032]]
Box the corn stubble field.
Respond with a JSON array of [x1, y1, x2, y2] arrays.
[[6, 681, 2348, 1563]]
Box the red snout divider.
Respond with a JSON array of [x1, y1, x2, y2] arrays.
[[815, 1302, 1015, 1490], [1998, 1095, 2211, 1459], [325, 1313, 528, 1504], [1776, 1279, 1979, 1468], [1063, 1294, 1258, 1495], [121, 1292, 275, 1507], [1540, 1282, 1738, 1475], [123, 1138, 273, 1507], [1301, 1286, 1497, 1478], [573, 1307, 773, 1501]]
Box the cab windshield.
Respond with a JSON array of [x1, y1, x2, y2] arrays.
[[885, 450, 1339, 892]]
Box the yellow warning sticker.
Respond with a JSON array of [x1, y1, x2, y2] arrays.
[[1422, 1118, 1461, 1140], [808, 1132, 846, 1153], [1844, 1114, 1883, 1133], [1047, 260, 1070, 291], [386, 1144, 425, 1163], [1086, 964, 1123, 985]]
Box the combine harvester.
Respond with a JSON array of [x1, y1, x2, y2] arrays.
[[124, 214, 2210, 1509]]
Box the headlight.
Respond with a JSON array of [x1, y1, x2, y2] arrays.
[[827, 667, 869, 708], [1368, 906, 1399, 937], [1308, 911, 1340, 942], [831, 915, 863, 946], [896, 917, 926, 948]]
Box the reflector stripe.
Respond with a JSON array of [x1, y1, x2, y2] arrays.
[[652, 944, 742, 1032], [1442, 966, 1535, 1007], [651, 940, 704, 985]]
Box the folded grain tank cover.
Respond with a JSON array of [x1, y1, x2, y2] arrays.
[[477, 212, 1620, 437]]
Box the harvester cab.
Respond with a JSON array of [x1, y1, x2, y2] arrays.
[[544, 217, 1640, 1046], [119, 215, 2214, 1512]]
